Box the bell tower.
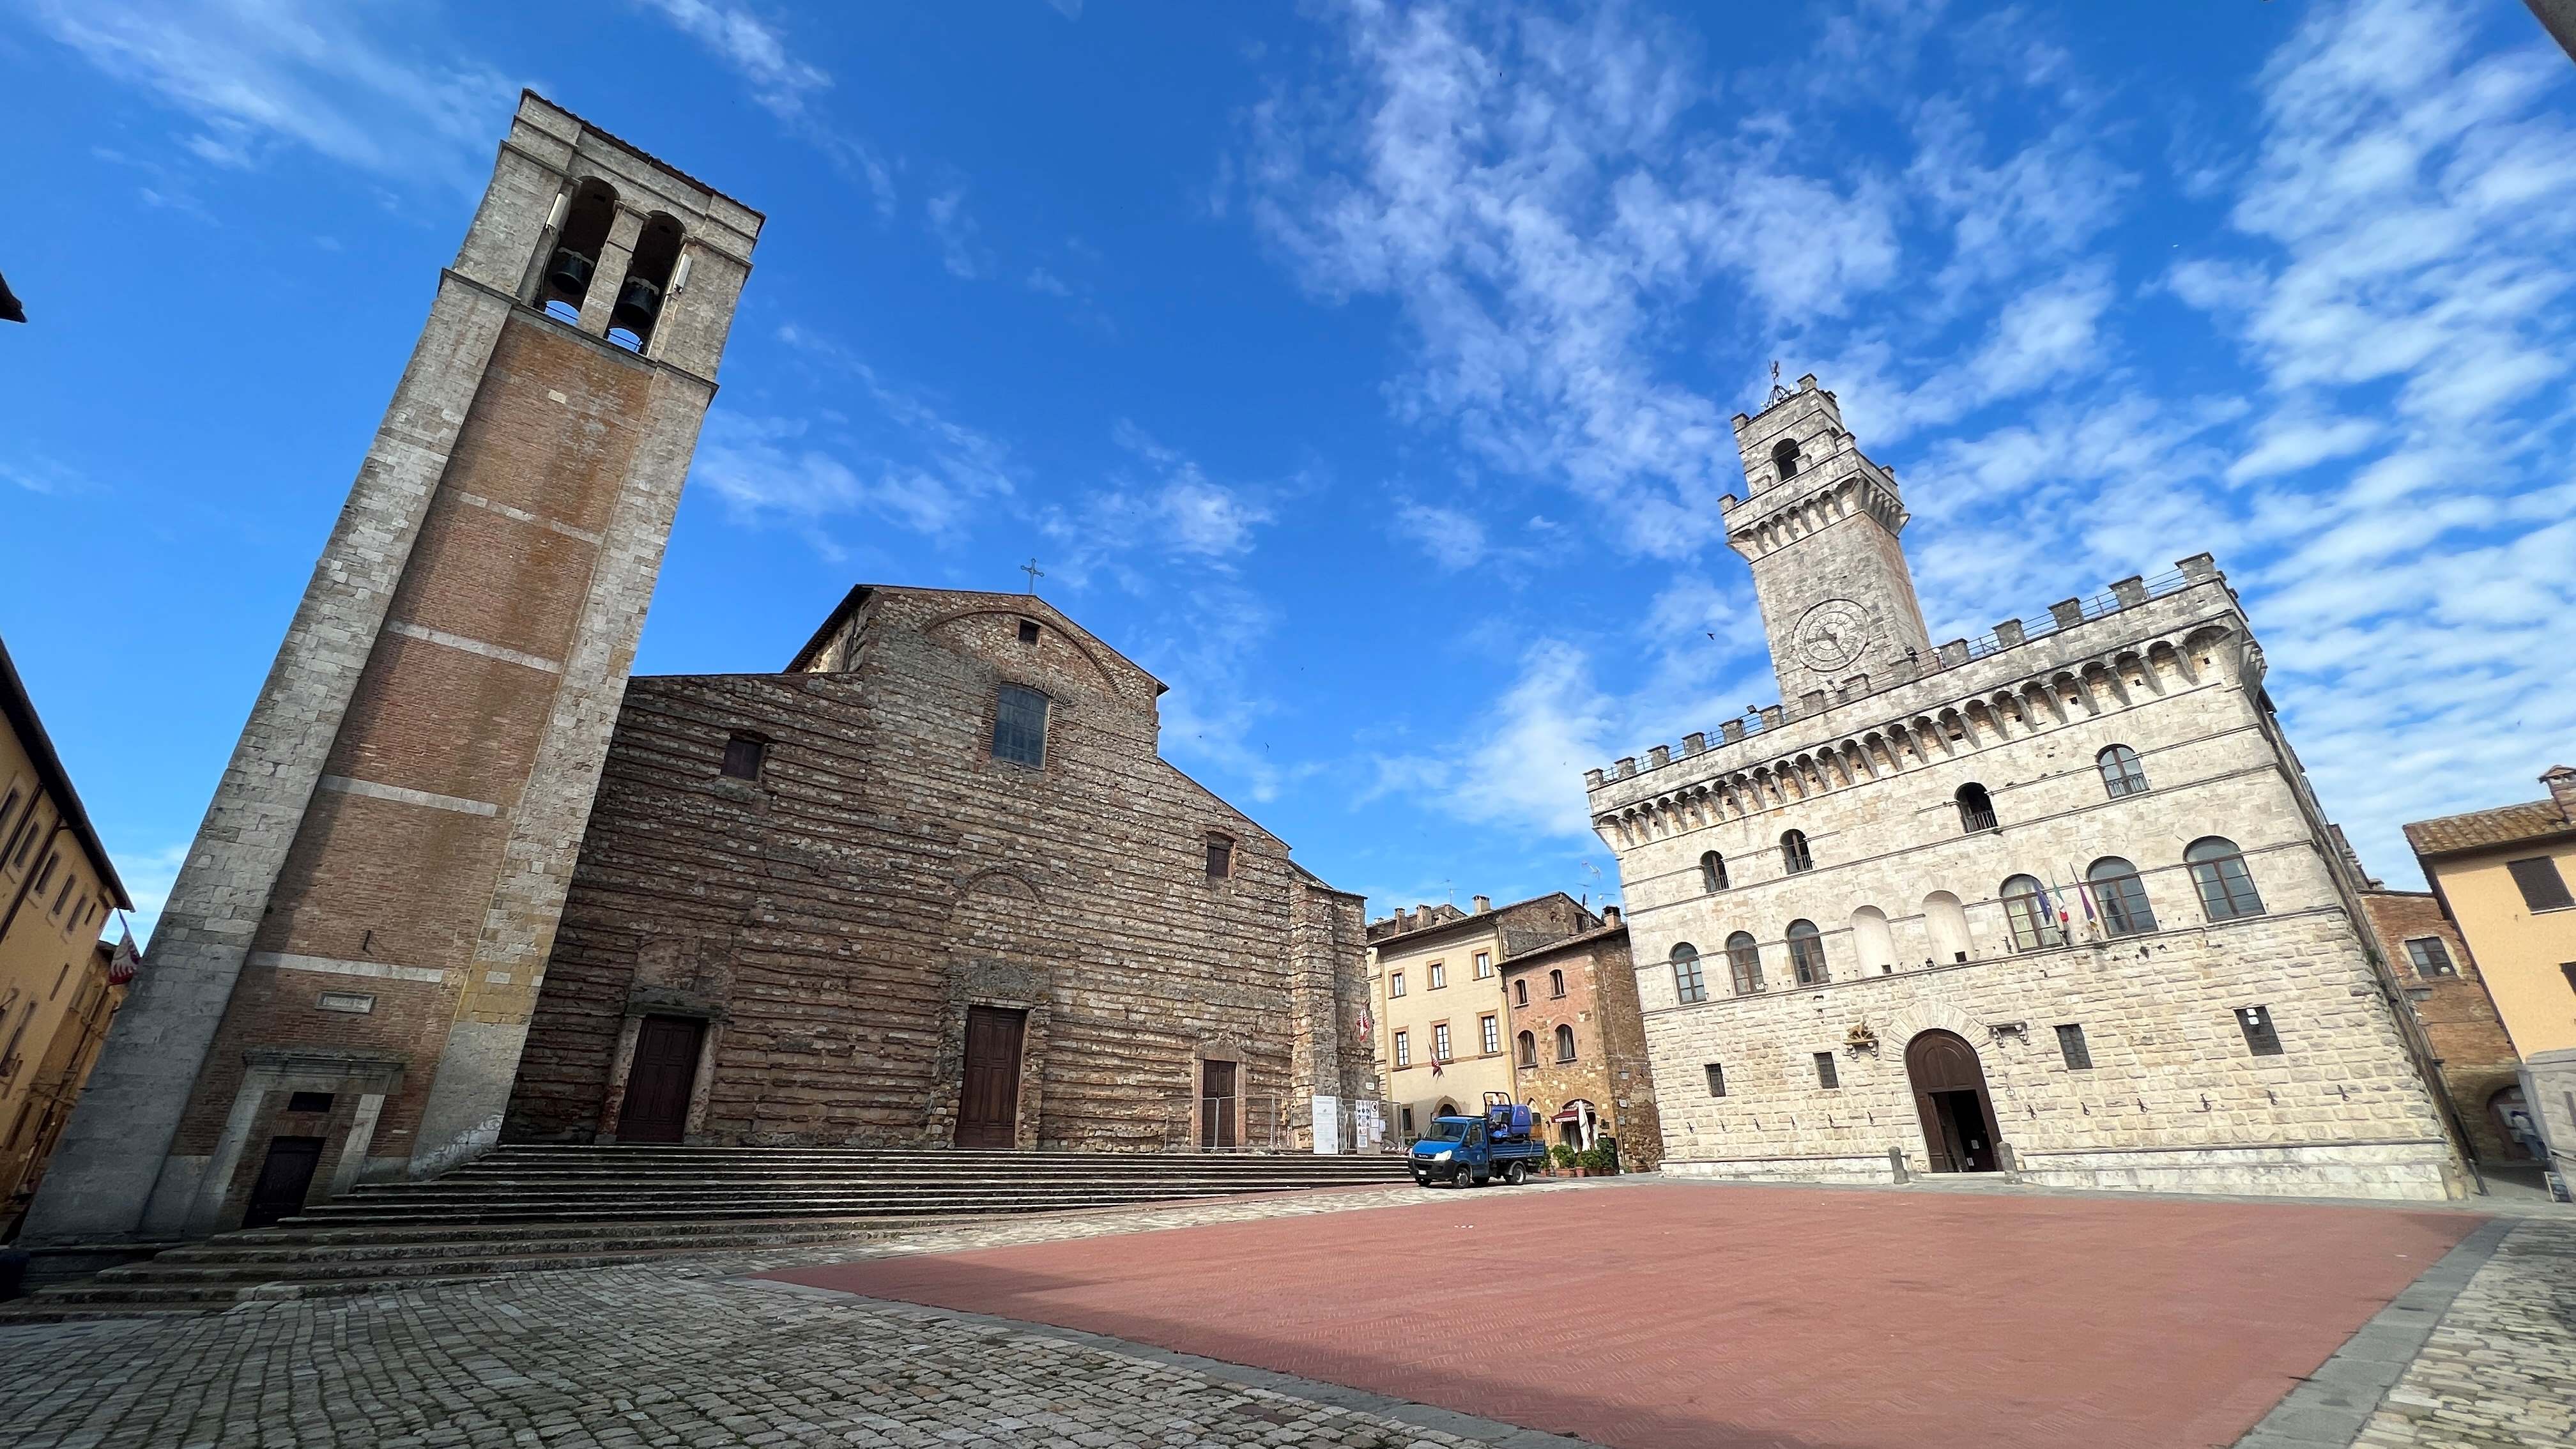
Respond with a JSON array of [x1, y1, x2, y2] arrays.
[[1721, 374, 1933, 703], [27, 93, 762, 1245]]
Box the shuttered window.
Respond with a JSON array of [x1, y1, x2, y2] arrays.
[[2507, 857, 2573, 913]]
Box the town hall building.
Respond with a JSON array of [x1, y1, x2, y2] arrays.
[[1586, 376, 2466, 1200]]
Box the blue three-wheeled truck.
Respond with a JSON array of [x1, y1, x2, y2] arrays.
[[1408, 1092, 1551, 1188]]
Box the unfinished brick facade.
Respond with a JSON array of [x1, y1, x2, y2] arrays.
[[1499, 916, 1664, 1170], [505, 587, 1375, 1153], [27, 95, 758, 1245]]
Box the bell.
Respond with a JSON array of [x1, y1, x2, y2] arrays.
[[611, 275, 663, 334], [546, 247, 595, 302]]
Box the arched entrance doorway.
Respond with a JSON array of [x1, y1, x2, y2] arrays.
[[2489, 1085, 2536, 1161], [1906, 1029, 2003, 1173]]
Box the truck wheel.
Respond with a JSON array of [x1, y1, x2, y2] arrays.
[[1504, 1162, 1526, 1186]]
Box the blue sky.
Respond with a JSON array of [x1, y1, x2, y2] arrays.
[[4, 0, 2572, 942]]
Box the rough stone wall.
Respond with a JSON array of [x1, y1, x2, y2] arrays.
[[508, 589, 1372, 1152], [1501, 928, 1664, 1170], [2359, 889, 2527, 1163], [1600, 588, 2454, 1199]]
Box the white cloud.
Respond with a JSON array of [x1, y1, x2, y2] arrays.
[[1390, 501, 1489, 571], [630, 0, 895, 216], [1042, 424, 1275, 574], [924, 187, 990, 279], [22, 0, 516, 190]]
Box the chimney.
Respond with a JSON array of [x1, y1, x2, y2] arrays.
[[2545, 765, 2576, 820], [1471, 894, 1491, 914], [1601, 905, 1623, 929]]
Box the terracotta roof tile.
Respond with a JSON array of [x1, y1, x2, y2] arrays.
[[2403, 797, 2575, 857]]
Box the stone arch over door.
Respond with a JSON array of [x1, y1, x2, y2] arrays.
[[1905, 1029, 2004, 1174]]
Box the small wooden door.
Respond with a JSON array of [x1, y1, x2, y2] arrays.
[[955, 1006, 1027, 1148], [243, 1135, 325, 1229], [617, 1015, 706, 1144], [1906, 1029, 2004, 1174], [1200, 1060, 1238, 1149]]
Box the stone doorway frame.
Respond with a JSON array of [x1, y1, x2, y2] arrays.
[[192, 1046, 408, 1234], [596, 990, 726, 1144]]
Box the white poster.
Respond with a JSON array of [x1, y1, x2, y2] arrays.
[[1310, 1094, 1340, 1155]]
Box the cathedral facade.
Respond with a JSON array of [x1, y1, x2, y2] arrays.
[[505, 586, 1375, 1153], [1588, 377, 2465, 1200]]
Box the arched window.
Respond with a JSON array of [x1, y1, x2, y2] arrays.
[[1515, 1030, 1538, 1069], [1699, 850, 1728, 893], [1512, 978, 1528, 1007], [1922, 891, 1972, 964], [2186, 837, 2266, 920], [2088, 857, 2158, 937], [539, 178, 620, 325], [1671, 942, 1708, 1004], [1786, 919, 1828, 986], [1726, 931, 1764, 995], [1772, 437, 1802, 480], [1780, 829, 1813, 874], [1554, 1024, 1577, 1062], [1956, 782, 1998, 833], [2097, 744, 2150, 798], [1547, 968, 1566, 999], [1850, 905, 1894, 970], [2000, 875, 2064, 950], [607, 211, 685, 351]]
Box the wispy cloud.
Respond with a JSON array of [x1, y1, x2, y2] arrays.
[[629, 0, 896, 216], [20, 0, 516, 190]]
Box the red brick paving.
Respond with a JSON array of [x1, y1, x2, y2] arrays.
[[762, 1184, 2479, 1449]]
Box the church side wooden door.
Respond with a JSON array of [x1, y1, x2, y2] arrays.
[[617, 1015, 705, 1144], [1199, 1060, 1238, 1149], [955, 1006, 1027, 1148]]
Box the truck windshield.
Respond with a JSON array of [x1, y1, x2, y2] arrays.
[[1423, 1120, 1469, 1142]]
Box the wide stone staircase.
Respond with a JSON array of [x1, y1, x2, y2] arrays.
[[8, 1146, 1412, 1318]]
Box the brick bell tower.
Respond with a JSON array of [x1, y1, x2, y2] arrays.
[[27, 93, 761, 1244], [1720, 374, 1934, 703]]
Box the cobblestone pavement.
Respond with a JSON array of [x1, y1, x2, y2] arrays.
[[1, 1181, 2570, 1449], [0, 1184, 1585, 1449], [2351, 1217, 2576, 1449]]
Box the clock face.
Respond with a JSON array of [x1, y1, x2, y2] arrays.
[[1794, 599, 1874, 671]]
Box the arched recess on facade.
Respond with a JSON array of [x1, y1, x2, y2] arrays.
[[923, 607, 1133, 701], [1922, 891, 1972, 966]]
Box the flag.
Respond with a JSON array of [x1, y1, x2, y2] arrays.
[[107, 928, 143, 985], [1354, 1004, 1373, 1039]]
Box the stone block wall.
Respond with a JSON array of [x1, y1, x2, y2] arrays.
[[507, 589, 1373, 1152]]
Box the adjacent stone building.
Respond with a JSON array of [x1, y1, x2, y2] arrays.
[[2336, 831, 2528, 1168], [2405, 768, 2576, 1182], [504, 586, 1375, 1154], [1498, 911, 1662, 1169], [1587, 376, 2464, 1201], [1365, 893, 1594, 1142], [27, 94, 760, 1245]]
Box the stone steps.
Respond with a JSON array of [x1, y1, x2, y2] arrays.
[[4, 1147, 1411, 1320]]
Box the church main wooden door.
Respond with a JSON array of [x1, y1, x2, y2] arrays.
[[955, 1006, 1026, 1148], [617, 1015, 705, 1144], [1905, 1029, 2004, 1173]]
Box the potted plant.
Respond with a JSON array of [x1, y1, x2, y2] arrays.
[[1549, 1143, 1577, 1177], [1578, 1145, 1616, 1176]]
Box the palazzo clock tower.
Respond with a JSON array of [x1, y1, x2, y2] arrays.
[[1721, 374, 1934, 703]]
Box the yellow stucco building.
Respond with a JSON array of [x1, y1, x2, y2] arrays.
[[2405, 766, 2576, 1189], [1, 636, 132, 1233], [1363, 893, 1599, 1142]]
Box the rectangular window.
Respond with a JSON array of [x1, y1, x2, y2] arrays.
[[2561, 963, 2576, 995], [31, 850, 57, 897], [1393, 1030, 1409, 1067], [0, 786, 20, 850], [1205, 835, 1232, 879], [286, 1091, 335, 1114], [1388, 970, 1405, 998], [1705, 1062, 1726, 1098], [1813, 1052, 1839, 1090], [1400, 1105, 1415, 1137], [1480, 1015, 1499, 1055], [1017, 618, 1040, 645], [1428, 962, 1446, 990], [2236, 1004, 2283, 1057], [11, 813, 43, 869], [2507, 856, 2574, 913], [2404, 938, 2456, 977], [720, 733, 767, 780], [1473, 951, 1492, 979], [991, 684, 1050, 766], [1674, 952, 1707, 1004], [2055, 1023, 2093, 1071], [1432, 1023, 1452, 1061]]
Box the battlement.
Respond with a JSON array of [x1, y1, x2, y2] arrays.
[[1586, 553, 2229, 794]]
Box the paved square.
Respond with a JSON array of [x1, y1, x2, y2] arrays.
[[763, 1183, 2480, 1449]]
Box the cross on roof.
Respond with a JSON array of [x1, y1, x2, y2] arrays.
[[1020, 558, 1044, 594]]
